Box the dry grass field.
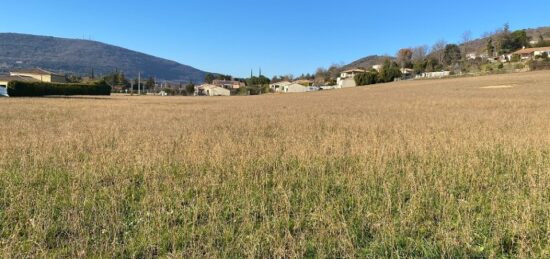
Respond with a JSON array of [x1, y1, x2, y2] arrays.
[[1, 71, 550, 257]]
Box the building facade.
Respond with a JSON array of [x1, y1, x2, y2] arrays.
[[512, 47, 550, 60], [336, 69, 366, 88], [9, 68, 66, 83], [196, 84, 231, 96], [270, 82, 307, 93]]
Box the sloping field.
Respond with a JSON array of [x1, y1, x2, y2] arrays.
[[1, 71, 550, 257]]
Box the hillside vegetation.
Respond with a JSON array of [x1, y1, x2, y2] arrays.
[[1, 72, 550, 257], [0, 33, 207, 82]]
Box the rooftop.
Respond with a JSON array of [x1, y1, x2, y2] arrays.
[[512, 46, 550, 55], [342, 68, 367, 74], [0, 75, 39, 82], [10, 68, 62, 76]]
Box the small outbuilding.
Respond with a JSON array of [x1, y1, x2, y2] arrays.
[[196, 84, 231, 96], [270, 81, 307, 93]]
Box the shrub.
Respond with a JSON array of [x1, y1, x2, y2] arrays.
[[237, 87, 249, 95], [377, 60, 402, 83], [185, 83, 195, 95], [528, 60, 550, 71], [354, 71, 379, 86], [7, 81, 111, 97], [514, 63, 525, 70]]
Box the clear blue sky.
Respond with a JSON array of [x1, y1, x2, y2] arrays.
[[1, 0, 548, 78]]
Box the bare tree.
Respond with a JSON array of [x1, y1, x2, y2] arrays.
[[397, 48, 413, 68], [462, 30, 472, 44], [412, 45, 429, 63], [327, 64, 341, 80], [314, 67, 328, 85], [431, 40, 447, 64], [461, 30, 473, 56]]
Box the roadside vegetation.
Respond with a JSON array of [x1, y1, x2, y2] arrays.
[[1, 71, 549, 257]]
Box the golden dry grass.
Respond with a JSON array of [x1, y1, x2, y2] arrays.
[[1, 71, 550, 257]]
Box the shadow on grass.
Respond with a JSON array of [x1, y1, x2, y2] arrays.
[[40, 95, 116, 100]]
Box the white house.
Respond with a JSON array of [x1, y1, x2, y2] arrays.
[[196, 84, 231, 96], [336, 68, 366, 88], [372, 65, 383, 72], [270, 81, 307, 93], [466, 53, 478, 60]]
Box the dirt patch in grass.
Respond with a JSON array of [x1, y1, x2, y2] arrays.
[[480, 85, 515, 89]]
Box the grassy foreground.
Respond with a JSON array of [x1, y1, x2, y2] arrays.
[[1, 72, 550, 257]]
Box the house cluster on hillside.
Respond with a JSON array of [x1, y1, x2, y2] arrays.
[[465, 46, 550, 63], [194, 78, 318, 96], [335, 66, 451, 88]]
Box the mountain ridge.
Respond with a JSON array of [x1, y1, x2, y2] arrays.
[[0, 33, 209, 82]]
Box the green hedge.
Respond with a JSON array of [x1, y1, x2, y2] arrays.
[[7, 81, 111, 97]]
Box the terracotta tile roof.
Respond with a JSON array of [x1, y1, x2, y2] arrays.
[[512, 47, 550, 55]]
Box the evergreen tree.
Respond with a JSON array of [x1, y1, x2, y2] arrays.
[[146, 77, 155, 90], [185, 83, 195, 95], [443, 44, 462, 66], [378, 59, 402, 83], [204, 73, 215, 84]]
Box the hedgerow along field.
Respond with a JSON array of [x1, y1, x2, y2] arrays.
[[1, 71, 550, 257]]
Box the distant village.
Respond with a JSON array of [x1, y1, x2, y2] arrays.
[[1, 25, 550, 97]]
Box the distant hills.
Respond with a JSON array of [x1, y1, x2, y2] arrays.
[[342, 26, 550, 70], [342, 55, 394, 70], [0, 33, 208, 82]]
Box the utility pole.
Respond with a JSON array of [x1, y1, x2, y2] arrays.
[[138, 72, 141, 95]]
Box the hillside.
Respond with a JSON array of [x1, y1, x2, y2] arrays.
[[342, 26, 550, 71], [0, 33, 208, 82], [462, 26, 550, 54], [342, 55, 394, 70]]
